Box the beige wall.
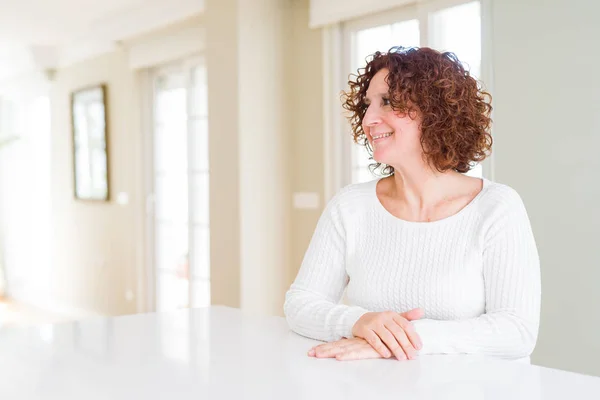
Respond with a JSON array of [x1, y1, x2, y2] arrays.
[[288, 0, 325, 287], [205, 0, 241, 309], [491, 0, 600, 377], [237, 0, 292, 316], [50, 50, 140, 316], [207, 0, 298, 316]]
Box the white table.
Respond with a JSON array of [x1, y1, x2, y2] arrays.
[[1, 306, 599, 399]]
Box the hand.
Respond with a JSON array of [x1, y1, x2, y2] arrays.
[[351, 308, 423, 361], [308, 338, 382, 361]]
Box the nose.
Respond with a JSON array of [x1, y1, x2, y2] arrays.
[[362, 103, 382, 128]]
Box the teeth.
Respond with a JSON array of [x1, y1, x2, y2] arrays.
[[372, 132, 393, 140]]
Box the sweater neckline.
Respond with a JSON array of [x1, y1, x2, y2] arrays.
[[371, 177, 490, 226]]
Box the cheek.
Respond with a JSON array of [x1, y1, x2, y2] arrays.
[[393, 122, 422, 148]]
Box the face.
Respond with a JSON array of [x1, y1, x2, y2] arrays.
[[362, 68, 423, 168]]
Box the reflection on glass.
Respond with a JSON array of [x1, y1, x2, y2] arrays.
[[39, 324, 54, 343], [189, 310, 210, 382], [159, 310, 190, 364], [72, 318, 111, 358]]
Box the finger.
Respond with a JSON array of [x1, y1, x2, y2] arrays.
[[385, 322, 417, 360], [313, 340, 356, 358], [400, 308, 424, 321], [336, 344, 381, 361], [374, 326, 406, 361], [311, 339, 352, 353], [309, 342, 336, 357], [393, 315, 422, 350], [313, 338, 364, 352], [364, 330, 392, 358]]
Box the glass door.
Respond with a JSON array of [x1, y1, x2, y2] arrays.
[[150, 56, 210, 311]]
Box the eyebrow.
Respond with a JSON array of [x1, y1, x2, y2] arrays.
[[364, 92, 388, 102]]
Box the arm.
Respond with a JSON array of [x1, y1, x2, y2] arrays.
[[284, 193, 369, 342], [413, 189, 541, 360]]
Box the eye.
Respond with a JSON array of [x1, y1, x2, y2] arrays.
[[382, 97, 391, 106]]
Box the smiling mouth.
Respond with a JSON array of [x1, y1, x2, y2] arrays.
[[371, 132, 393, 142]]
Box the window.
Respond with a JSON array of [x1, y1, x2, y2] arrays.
[[343, 1, 485, 184]]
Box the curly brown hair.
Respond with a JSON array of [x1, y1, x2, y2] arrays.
[[342, 46, 492, 174]]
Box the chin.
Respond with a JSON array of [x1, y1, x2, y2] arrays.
[[372, 150, 394, 166]]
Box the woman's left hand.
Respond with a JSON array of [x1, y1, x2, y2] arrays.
[[308, 338, 384, 361]]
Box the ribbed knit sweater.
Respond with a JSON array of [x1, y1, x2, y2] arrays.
[[284, 178, 541, 360]]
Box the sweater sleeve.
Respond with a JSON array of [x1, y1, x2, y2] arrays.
[[284, 191, 369, 342], [412, 188, 541, 360]]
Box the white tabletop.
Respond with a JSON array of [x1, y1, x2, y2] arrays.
[[1, 306, 599, 399]]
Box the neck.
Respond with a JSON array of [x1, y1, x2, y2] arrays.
[[389, 162, 461, 208]]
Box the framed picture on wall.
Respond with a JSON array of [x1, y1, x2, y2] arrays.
[[71, 84, 110, 201]]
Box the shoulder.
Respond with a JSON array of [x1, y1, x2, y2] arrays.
[[478, 180, 527, 211], [320, 179, 379, 226], [327, 179, 378, 209], [475, 179, 531, 227]]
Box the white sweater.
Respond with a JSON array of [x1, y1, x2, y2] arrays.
[[284, 178, 541, 360]]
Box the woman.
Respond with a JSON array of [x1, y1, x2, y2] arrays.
[[284, 47, 541, 362]]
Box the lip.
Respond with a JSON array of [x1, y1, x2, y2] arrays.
[[371, 132, 394, 143]]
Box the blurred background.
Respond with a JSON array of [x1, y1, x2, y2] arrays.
[[0, 0, 598, 377]]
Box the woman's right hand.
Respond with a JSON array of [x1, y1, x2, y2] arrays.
[[351, 308, 423, 360]]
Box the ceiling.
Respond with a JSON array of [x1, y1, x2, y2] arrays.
[[0, 0, 204, 80]]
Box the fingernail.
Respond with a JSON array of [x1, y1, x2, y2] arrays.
[[308, 349, 315, 357]]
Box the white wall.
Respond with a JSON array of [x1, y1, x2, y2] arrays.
[[491, 0, 600, 376]]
